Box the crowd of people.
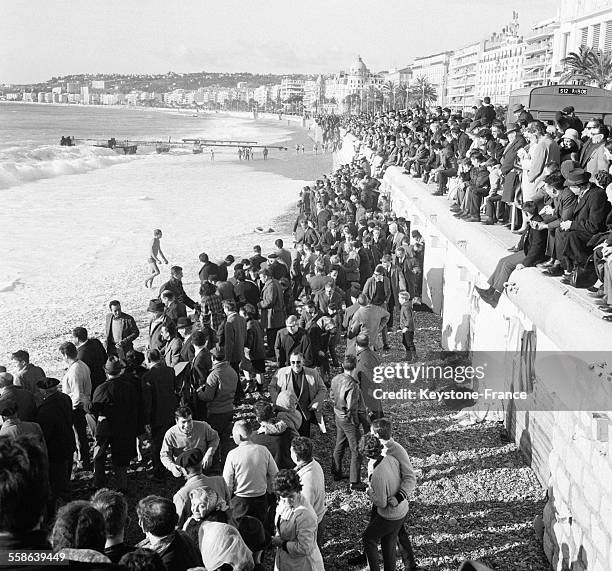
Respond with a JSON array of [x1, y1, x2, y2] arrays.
[[340, 99, 612, 314], [0, 140, 444, 570]]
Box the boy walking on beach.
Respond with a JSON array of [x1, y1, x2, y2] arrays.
[[145, 229, 168, 289]]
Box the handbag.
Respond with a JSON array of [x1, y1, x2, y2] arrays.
[[570, 256, 598, 289]]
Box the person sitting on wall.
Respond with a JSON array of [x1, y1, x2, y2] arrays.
[[474, 201, 548, 308]]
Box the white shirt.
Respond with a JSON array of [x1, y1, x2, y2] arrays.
[[61, 360, 92, 409]]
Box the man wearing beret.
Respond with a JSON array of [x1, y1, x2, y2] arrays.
[[91, 356, 140, 493], [36, 377, 75, 515]]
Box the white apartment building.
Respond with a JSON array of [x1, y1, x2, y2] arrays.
[[324, 56, 384, 111], [382, 67, 412, 86], [523, 17, 559, 88], [448, 41, 481, 110], [411, 51, 452, 105], [280, 77, 305, 101], [80, 86, 89, 105], [552, 0, 612, 84], [91, 80, 105, 89], [478, 23, 525, 105]]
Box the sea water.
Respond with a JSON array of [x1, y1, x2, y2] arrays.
[[0, 103, 322, 374]]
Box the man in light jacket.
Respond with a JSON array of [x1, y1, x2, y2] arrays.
[[269, 352, 327, 437]]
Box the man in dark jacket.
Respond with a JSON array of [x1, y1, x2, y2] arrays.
[[511, 103, 534, 126], [220, 300, 247, 376], [136, 495, 203, 571], [473, 97, 496, 126], [234, 269, 260, 309], [0, 372, 37, 422], [250, 400, 294, 469], [10, 350, 45, 396], [105, 300, 139, 360], [73, 327, 107, 393], [159, 266, 196, 311], [92, 356, 140, 493], [36, 377, 75, 515], [475, 201, 547, 307], [188, 330, 212, 421], [274, 315, 313, 367], [500, 124, 528, 219], [198, 252, 220, 283], [464, 152, 491, 222], [559, 169, 612, 279], [142, 349, 178, 478]]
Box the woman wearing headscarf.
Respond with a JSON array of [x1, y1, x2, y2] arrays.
[[182, 486, 254, 571]]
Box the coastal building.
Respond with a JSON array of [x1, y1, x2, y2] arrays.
[[37, 92, 44, 103], [303, 76, 325, 113], [447, 41, 481, 111], [410, 51, 452, 106], [280, 77, 305, 102], [66, 82, 80, 94], [324, 56, 384, 112], [382, 66, 413, 86], [551, 0, 612, 84], [80, 86, 89, 105], [91, 80, 105, 89], [477, 17, 525, 106], [522, 17, 559, 87]]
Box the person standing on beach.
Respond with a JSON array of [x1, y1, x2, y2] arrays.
[[263, 147, 269, 160], [145, 229, 168, 289], [210, 149, 215, 161], [105, 300, 140, 361]]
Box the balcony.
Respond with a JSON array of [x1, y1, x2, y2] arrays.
[[524, 42, 550, 56]]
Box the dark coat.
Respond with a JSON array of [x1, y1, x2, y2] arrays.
[[223, 312, 247, 364], [91, 375, 139, 465], [260, 278, 286, 329], [274, 327, 313, 367], [234, 280, 260, 308], [245, 319, 266, 361], [251, 429, 294, 469], [158, 278, 196, 310], [77, 339, 107, 392], [142, 363, 177, 428], [199, 261, 220, 283], [37, 391, 75, 462], [518, 220, 549, 267], [0, 386, 37, 422], [569, 186, 612, 236], [355, 346, 382, 417], [104, 312, 139, 360]]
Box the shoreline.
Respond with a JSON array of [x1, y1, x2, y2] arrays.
[[0, 112, 331, 378]]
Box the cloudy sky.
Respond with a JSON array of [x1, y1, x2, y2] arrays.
[[1, 0, 558, 84]]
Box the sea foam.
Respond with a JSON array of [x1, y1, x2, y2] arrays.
[[0, 144, 140, 190]]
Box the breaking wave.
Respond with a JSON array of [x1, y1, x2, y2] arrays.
[[0, 144, 140, 190]]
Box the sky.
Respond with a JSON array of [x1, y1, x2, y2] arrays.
[[1, 0, 559, 84]]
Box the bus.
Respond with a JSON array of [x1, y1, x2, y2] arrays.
[[507, 85, 612, 128]]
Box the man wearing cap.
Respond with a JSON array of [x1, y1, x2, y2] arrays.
[[59, 341, 92, 470], [161, 405, 219, 478], [172, 448, 232, 527], [91, 356, 140, 492], [264, 253, 289, 281], [556, 169, 612, 281], [269, 352, 327, 437], [197, 347, 238, 467], [142, 349, 177, 479], [274, 316, 313, 368], [473, 97, 496, 127], [105, 300, 139, 361], [159, 266, 196, 312], [36, 377, 75, 512], [561, 106, 583, 133], [511, 103, 534, 126], [0, 371, 38, 422]]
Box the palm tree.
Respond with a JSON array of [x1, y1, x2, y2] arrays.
[[382, 80, 395, 111], [410, 76, 437, 108], [561, 46, 612, 88], [394, 83, 408, 110]]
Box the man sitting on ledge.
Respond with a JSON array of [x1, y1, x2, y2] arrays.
[[475, 201, 547, 308]]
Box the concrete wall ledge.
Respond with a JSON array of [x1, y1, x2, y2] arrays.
[[382, 165, 612, 352]]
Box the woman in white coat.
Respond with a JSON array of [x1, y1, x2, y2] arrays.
[[271, 469, 325, 571]]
